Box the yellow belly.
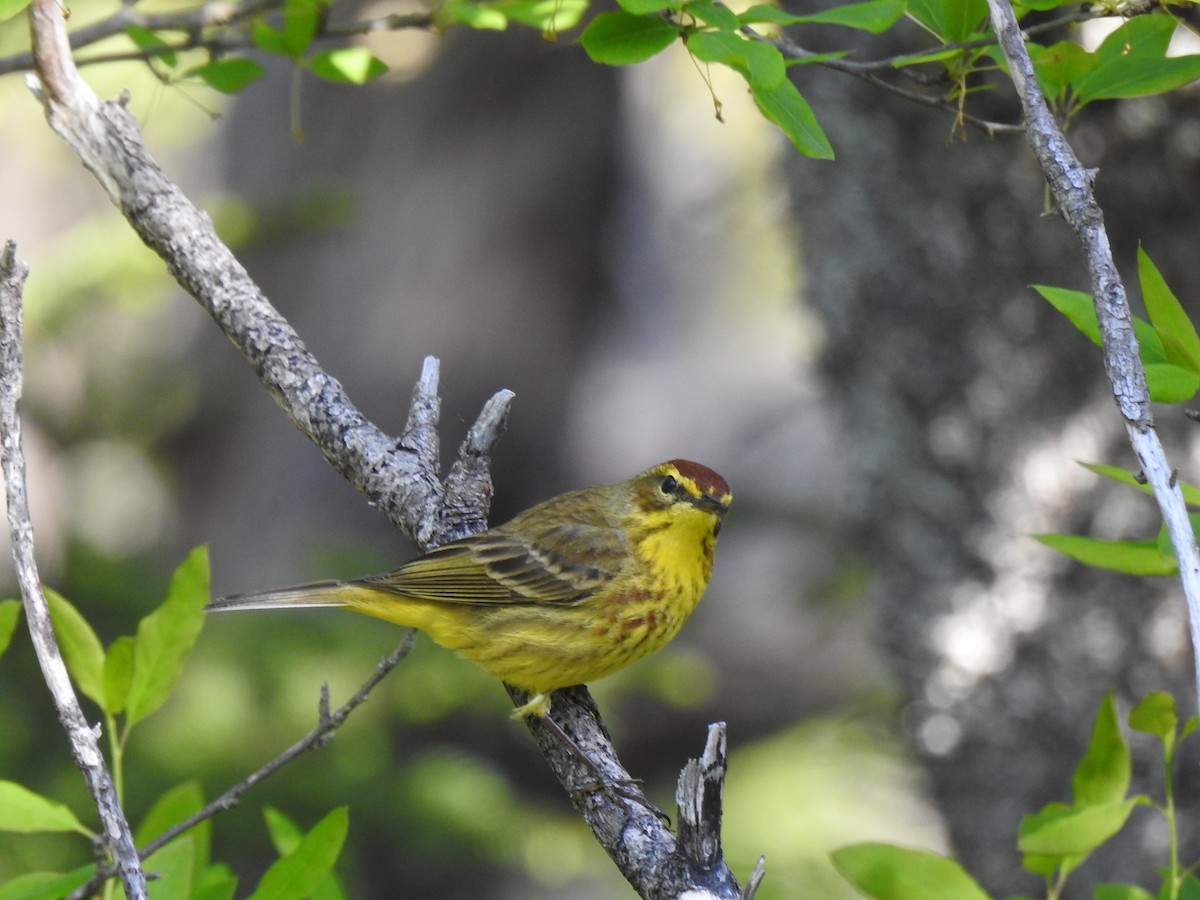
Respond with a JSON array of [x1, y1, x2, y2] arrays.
[[344, 577, 701, 697]]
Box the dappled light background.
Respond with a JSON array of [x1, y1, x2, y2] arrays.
[[3, 1, 1200, 897]]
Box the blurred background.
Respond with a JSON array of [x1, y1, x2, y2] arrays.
[[2, 3, 1200, 896]]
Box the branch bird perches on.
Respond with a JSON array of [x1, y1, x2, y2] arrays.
[[18, 0, 758, 894]]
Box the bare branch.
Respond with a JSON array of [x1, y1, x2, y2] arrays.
[[0, 241, 148, 900], [26, 0, 508, 548], [984, 0, 1200, 707]]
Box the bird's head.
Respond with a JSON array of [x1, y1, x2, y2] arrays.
[[635, 459, 732, 523]]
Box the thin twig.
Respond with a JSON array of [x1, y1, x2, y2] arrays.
[[66, 633, 416, 900], [983, 0, 1200, 710], [0, 241, 148, 900], [743, 7, 1100, 136], [0, 0, 432, 76]]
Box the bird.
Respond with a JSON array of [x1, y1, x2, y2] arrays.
[[207, 459, 731, 720]]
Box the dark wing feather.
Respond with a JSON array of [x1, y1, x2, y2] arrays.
[[359, 522, 628, 606]]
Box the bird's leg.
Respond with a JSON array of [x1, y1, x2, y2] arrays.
[[534, 703, 670, 825]]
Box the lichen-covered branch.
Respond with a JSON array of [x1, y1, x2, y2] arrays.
[[518, 688, 752, 898], [26, 0, 507, 550], [984, 0, 1200, 708], [0, 242, 148, 900]]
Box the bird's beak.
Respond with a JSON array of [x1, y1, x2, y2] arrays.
[[694, 493, 731, 515]]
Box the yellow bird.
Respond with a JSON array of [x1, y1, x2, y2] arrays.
[[208, 459, 731, 719]]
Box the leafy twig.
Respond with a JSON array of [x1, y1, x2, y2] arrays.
[[0, 0, 432, 76], [744, 8, 1099, 136], [66, 633, 417, 900], [0, 241, 149, 900], [984, 0, 1200, 709]]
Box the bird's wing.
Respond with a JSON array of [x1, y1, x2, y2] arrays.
[[360, 523, 628, 606]]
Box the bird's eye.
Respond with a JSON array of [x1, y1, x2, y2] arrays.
[[660, 475, 678, 495]]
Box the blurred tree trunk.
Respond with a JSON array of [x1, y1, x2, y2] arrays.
[[786, 34, 1200, 897]]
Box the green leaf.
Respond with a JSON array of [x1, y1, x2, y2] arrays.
[[264, 808, 305, 855], [246, 807, 349, 900], [685, 0, 740, 30], [1182, 876, 1200, 900], [616, 0, 682, 13], [1071, 692, 1130, 807], [45, 588, 107, 711], [1181, 715, 1199, 742], [1144, 363, 1200, 403], [252, 20, 290, 55], [1034, 285, 1101, 344], [1018, 798, 1142, 857], [437, 1, 508, 29], [830, 843, 991, 900], [0, 599, 20, 660], [308, 49, 388, 84], [751, 77, 834, 159], [137, 781, 210, 875], [186, 59, 265, 93], [261, 810, 346, 900], [1032, 533, 1176, 576], [580, 11, 680, 65], [1129, 691, 1178, 755], [1020, 845, 1071, 878], [907, 0, 987, 42], [1030, 40, 1095, 100], [0, 782, 91, 836], [124, 546, 210, 727], [0, 0, 30, 23], [0, 865, 95, 900], [1079, 461, 1200, 508], [737, 4, 798, 24], [1034, 284, 1173, 370], [1139, 246, 1200, 374], [145, 835, 195, 900], [493, 0, 587, 30], [1095, 886, 1155, 900], [193, 865, 239, 900], [282, 0, 321, 57], [888, 47, 963, 67], [740, 0, 904, 33], [1075, 14, 1200, 103], [261, 811, 350, 900], [803, 0, 904, 32], [102, 635, 135, 715], [687, 30, 786, 88], [125, 25, 178, 67]]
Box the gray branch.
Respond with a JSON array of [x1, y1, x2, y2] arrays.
[[517, 688, 754, 898], [0, 241, 148, 900], [26, 0, 509, 550], [984, 0, 1200, 707], [22, 0, 757, 895]]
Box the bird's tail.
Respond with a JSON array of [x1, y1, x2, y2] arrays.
[[205, 580, 353, 614]]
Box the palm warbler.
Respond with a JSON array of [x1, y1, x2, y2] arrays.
[[208, 459, 731, 718]]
